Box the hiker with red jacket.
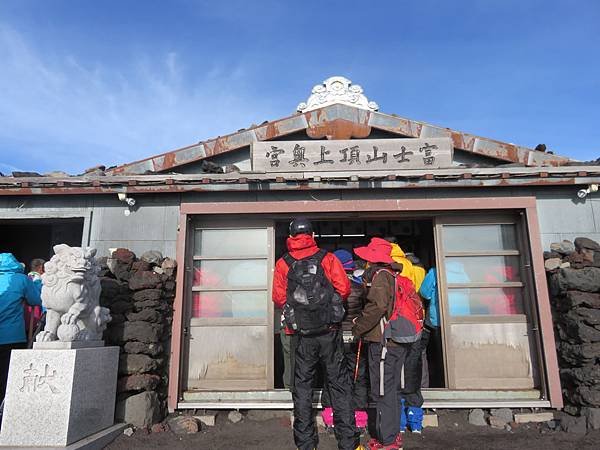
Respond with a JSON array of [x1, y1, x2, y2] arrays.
[[272, 218, 362, 450], [352, 237, 423, 450]]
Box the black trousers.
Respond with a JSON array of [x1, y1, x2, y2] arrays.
[[368, 342, 409, 446], [0, 342, 26, 403], [399, 329, 430, 407], [293, 330, 359, 450], [321, 340, 369, 411]]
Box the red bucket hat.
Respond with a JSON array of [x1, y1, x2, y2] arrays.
[[353, 237, 394, 264]]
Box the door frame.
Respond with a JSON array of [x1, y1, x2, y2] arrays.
[[168, 197, 562, 411]]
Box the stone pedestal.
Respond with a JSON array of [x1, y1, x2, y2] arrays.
[[0, 346, 119, 447]]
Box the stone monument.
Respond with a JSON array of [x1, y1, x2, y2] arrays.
[[0, 245, 122, 449]]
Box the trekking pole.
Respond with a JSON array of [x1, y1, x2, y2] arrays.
[[354, 338, 363, 382]]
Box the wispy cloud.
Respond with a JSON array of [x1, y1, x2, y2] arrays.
[[0, 25, 276, 174]]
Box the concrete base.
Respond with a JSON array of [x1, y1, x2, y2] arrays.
[[33, 341, 105, 350], [0, 346, 119, 447], [0, 423, 127, 450]]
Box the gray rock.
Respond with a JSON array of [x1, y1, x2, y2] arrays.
[[228, 410, 243, 423], [119, 353, 160, 375], [545, 258, 562, 271], [558, 318, 600, 343], [575, 237, 600, 251], [132, 289, 163, 302], [468, 409, 487, 426], [44, 171, 70, 178], [126, 309, 164, 323], [489, 415, 508, 429], [557, 412, 587, 434], [490, 408, 513, 423], [551, 241, 576, 255], [115, 391, 162, 428], [167, 415, 199, 434], [544, 251, 561, 260], [195, 414, 216, 427], [561, 365, 600, 386], [100, 278, 128, 299], [123, 341, 163, 356], [557, 267, 600, 293], [107, 321, 163, 344], [564, 291, 600, 310], [118, 374, 161, 392], [583, 407, 600, 430], [129, 271, 163, 291], [141, 251, 163, 266], [572, 307, 600, 326]]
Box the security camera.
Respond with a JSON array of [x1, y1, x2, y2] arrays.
[[578, 189, 590, 199], [577, 184, 599, 199], [125, 197, 136, 207]]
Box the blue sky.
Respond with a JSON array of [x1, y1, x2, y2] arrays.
[[0, 0, 599, 174]]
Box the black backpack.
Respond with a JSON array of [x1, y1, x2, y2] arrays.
[[282, 249, 344, 335]]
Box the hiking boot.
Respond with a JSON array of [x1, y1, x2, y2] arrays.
[[394, 432, 403, 448], [354, 410, 368, 429], [406, 406, 423, 434], [321, 407, 334, 428], [366, 438, 400, 450]]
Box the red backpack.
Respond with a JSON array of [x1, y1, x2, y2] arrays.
[[376, 269, 424, 344]]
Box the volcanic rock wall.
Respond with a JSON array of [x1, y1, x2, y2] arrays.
[[98, 248, 176, 428], [546, 237, 600, 432]]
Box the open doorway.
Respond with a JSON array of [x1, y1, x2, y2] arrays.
[[0, 218, 84, 272], [273, 217, 444, 390]]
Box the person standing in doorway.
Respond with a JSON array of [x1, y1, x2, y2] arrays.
[[272, 218, 363, 450], [352, 238, 411, 450], [321, 249, 369, 431], [0, 253, 42, 403], [25, 258, 46, 344]]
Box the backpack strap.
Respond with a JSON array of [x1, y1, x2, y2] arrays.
[[313, 248, 327, 264], [282, 253, 296, 267]]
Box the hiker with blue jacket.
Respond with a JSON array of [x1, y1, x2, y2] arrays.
[[0, 253, 42, 403]]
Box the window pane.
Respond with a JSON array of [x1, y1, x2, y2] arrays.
[[448, 287, 524, 316], [445, 256, 521, 283], [194, 229, 268, 257], [192, 259, 267, 289], [192, 291, 267, 318], [443, 224, 517, 252]]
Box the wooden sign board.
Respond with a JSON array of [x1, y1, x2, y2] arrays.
[[251, 138, 453, 173]]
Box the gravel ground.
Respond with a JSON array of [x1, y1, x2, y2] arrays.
[[106, 410, 600, 450]]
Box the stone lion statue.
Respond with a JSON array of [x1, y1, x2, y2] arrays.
[[36, 244, 112, 343]]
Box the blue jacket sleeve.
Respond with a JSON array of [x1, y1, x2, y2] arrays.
[[23, 276, 42, 306], [419, 268, 436, 301]]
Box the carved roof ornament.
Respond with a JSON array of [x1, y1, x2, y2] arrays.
[[297, 76, 379, 113]]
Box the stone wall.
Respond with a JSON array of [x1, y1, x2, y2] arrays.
[[97, 248, 176, 428], [546, 237, 600, 432]]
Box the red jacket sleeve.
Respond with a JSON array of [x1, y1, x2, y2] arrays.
[[272, 257, 289, 309], [323, 253, 351, 300]]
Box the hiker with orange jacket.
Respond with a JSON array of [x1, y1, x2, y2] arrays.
[[272, 218, 362, 450]]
